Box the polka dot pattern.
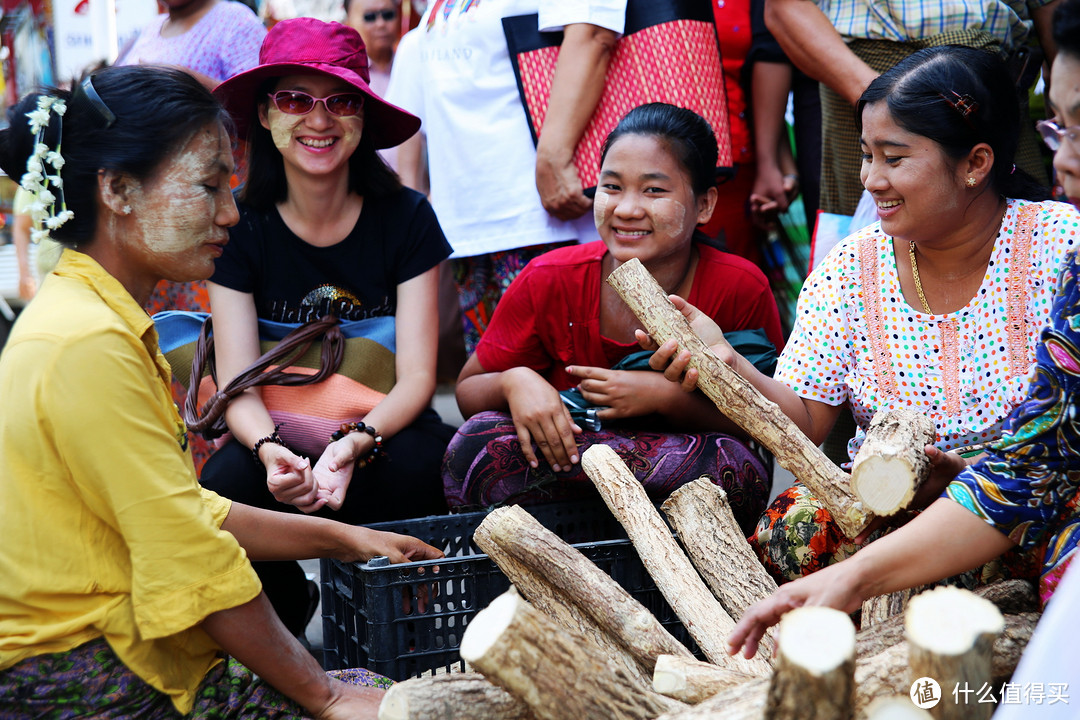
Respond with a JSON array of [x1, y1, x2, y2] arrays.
[[777, 199, 1080, 461]]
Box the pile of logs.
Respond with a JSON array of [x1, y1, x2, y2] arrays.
[[376, 260, 1042, 719], [379, 463, 1039, 720]]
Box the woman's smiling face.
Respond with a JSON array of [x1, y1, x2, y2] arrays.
[[859, 101, 966, 243], [259, 73, 364, 178], [594, 133, 712, 267]]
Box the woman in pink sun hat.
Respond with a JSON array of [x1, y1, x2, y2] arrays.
[[203, 18, 455, 635]]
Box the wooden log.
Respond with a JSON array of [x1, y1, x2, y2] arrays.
[[459, 589, 685, 720], [850, 409, 936, 516], [904, 587, 1004, 720], [765, 606, 856, 720], [653, 612, 1038, 720], [661, 478, 779, 656], [474, 504, 693, 678], [864, 697, 933, 720], [378, 673, 535, 720], [652, 654, 757, 704], [581, 444, 772, 675], [861, 587, 926, 630], [472, 509, 652, 685], [855, 580, 1037, 659], [606, 258, 871, 539]]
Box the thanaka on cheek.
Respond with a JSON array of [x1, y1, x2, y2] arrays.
[[651, 197, 688, 240], [269, 112, 305, 150], [593, 191, 609, 229]]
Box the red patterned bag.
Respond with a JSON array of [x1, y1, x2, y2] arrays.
[[502, 0, 734, 191]]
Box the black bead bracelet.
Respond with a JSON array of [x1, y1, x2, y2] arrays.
[[251, 424, 287, 464], [330, 421, 386, 467]]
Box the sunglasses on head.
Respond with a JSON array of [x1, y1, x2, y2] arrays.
[[362, 8, 397, 22], [267, 90, 365, 117]]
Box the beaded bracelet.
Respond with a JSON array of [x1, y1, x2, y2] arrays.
[[251, 424, 287, 463], [330, 421, 386, 468]]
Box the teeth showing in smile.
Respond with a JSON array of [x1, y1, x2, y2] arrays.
[[877, 200, 902, 209], [618, 230, 650, 236], [300, 137, 336, 148]]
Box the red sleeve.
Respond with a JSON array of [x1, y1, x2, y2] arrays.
[[690, 245, 786, 353], [473, 262, 553, 374]]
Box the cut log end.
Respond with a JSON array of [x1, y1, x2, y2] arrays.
[[778, 606, 856, 673], [904, 586, 1005, 655], [851, 408, 935, 516], [851, 456, 920, 514], [459, 590, 518, 664]]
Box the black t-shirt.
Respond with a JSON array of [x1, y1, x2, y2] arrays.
[[211, 188, 452, 323]]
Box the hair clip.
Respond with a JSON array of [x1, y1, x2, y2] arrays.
[[939, 91, 979, 120], [78, 75, 116, 129]]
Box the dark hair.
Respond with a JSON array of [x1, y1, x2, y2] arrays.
[[599, 102, 719, 196], [1054, 0, 1080, 59], [239, 76, 401, 210], [855, 46, 1049, 201], [0, 65, 231, 247], [342, 0, 399, 18]]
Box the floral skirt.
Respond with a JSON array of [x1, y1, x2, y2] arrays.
[[0, 638, 390, 719], [751, 482, 1076, 607], [442, 410, 770, 535]]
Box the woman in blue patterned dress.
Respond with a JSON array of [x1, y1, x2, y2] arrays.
[[728, 0, 1080, 658]]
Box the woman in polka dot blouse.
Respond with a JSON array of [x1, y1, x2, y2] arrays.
[[647, 45, 1080, 584]]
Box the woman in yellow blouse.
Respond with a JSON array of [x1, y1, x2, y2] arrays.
[[0, 66, 439, 719]]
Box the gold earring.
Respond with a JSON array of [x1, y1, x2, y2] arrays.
[[966, 177, 977, 187]]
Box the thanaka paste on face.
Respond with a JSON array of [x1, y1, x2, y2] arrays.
[[128, 125, 231, 254], [593, 190, 609, 229], [651, 197, 689, 241]]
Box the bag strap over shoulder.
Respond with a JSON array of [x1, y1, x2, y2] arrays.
[[184, 314, 345, 437]]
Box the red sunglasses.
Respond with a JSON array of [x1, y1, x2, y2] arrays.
[[267, 90, 365, 117]]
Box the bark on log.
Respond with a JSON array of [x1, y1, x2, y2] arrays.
[[661, 478, 779, 658], [652, 612, 1038, 720], [861, 587, 927, 630], [765, 606, 856, 720], [459, 589, 685, 720], [606, 258, 871, 539], [904, 587, 1004, 720], [855, 580, 1037, 658], [652, 654, 757, 704], [475, 504, 693, 678], [472, 509, 652, 685], [581, 444, 772, 675], [378, 673, 535, 720], [850, 409, 936, 516]]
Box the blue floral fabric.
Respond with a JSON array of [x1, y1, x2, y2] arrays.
[[947, 251, 1080, 606]]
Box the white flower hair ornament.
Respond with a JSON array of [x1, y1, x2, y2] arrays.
[[19, 95, 73, 244]]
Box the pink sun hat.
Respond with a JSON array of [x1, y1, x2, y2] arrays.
[[213, 17, 420, 149]]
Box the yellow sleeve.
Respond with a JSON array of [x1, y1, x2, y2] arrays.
[[42, 326, 260, 640]]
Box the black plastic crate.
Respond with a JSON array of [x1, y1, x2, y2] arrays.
[[320, 500, 692, 679]]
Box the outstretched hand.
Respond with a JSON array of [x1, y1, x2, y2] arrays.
[[361, 529, 445, 565], [727, 562, 865, 659]]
